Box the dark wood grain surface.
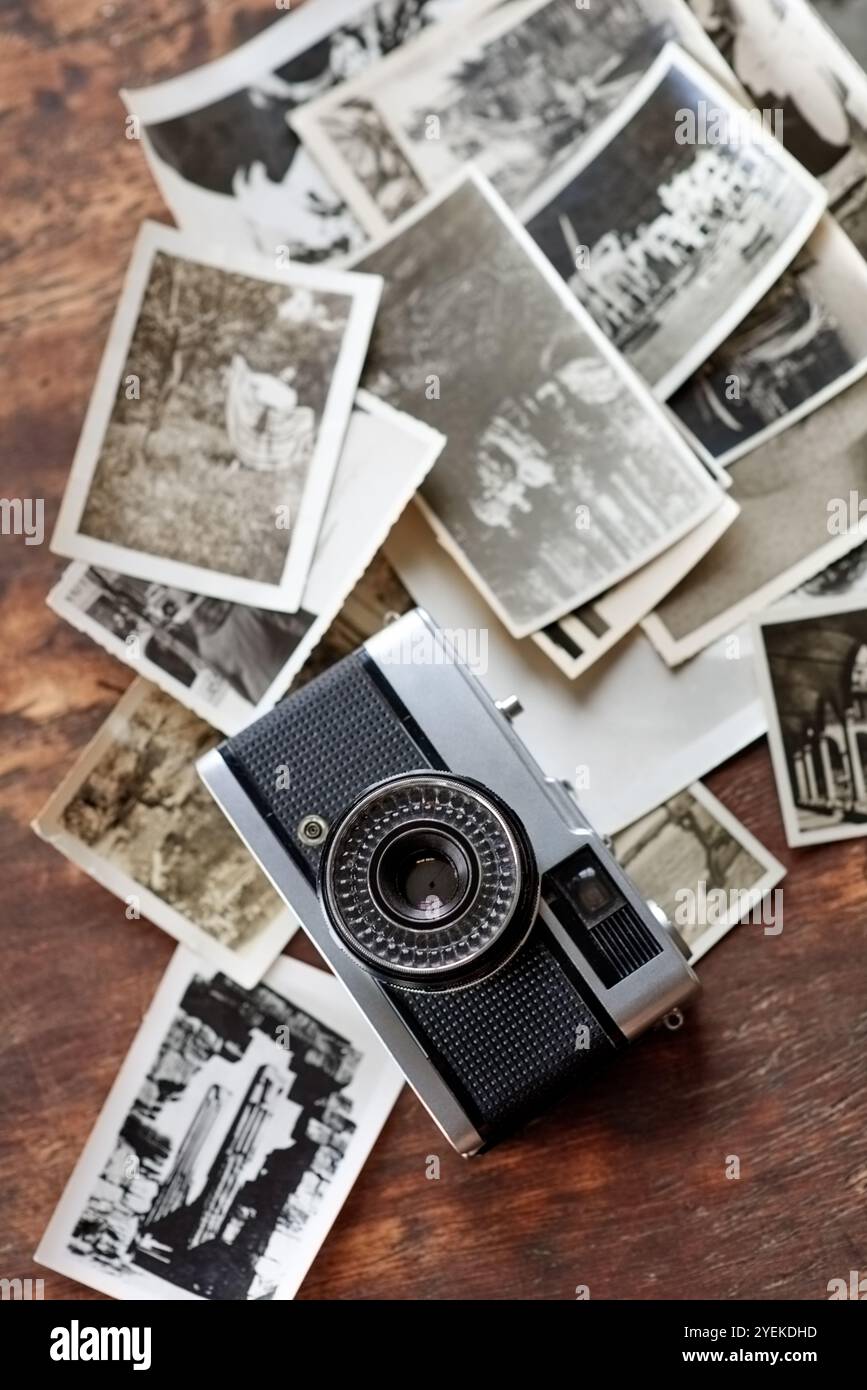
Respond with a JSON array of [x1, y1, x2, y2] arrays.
[[1, 0, 865, 1303]]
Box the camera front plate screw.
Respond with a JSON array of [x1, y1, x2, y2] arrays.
[[298, 813, 329, 846]]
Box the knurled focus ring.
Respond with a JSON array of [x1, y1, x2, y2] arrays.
[[319, 773, 534, 982]]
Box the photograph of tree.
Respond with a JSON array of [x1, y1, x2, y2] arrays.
[[77, 249, 350, 585]]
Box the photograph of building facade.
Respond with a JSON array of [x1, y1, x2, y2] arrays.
[[758, 604, 867, 839]]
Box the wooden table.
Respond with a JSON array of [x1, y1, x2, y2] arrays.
[[2, 0, 865, 1302]]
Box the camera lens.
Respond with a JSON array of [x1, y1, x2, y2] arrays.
[[374, 826, 477, 927], [318, 773, 539, 989]]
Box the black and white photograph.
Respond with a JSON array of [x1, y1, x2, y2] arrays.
[[643, 370, 867, 665], [384, 503, 765, 835], [32, 680, 297, 988], [50, 222, 382, 611], [613, 781, 785, 962], [291, 0, 734, 237], [534, 492, 739, 680], [753, 593, 867, 846], [523, 43, 826, 400], [669, 217, 867, 465], [690, 0, 867, 179], [34, 949, 403, 1300], [47, 393, 443, 734], [122, 0, 469, 261], [350, 171, 722, 638]]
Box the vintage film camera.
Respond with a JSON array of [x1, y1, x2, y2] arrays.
[[199, 609, 698, 1155]]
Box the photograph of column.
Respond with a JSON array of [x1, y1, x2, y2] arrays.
[[753, 593, 867, 846], [34, 951, 403, 1301]]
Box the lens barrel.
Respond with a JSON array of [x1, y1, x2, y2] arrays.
[[318, 772, 539, 990]]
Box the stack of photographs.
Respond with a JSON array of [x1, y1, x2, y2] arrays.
[[48, 389, 443, 734], [290, 0, 738, 236], [34, 0, 867, 1301], [349, 169, 729, 639]]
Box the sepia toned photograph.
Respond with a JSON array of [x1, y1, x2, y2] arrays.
[[669, 217, 867, 465], [292, 0, 734, 236], [32, 680, 297, 988], [613, 781, 784, 961], [523, 43, 826, 400], [534, 493, 739, 680], [47, 393, 443, 734], [51, 222, 381, 611], [753, 593, 867, 846], [691, 0, 867, 179], [643, 367, 867, 666], [123, 0, 468, 261], [35, 950, 403, 1300], [350, 171, 722, 638]]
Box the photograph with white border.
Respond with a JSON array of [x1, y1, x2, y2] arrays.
[[32, 679, 298, 989], [349, 170, 723, 639], [613, 780, 785, 963], [669, 216, 867, 467], [121, 0, 470, 261], [383, 502, 765, 835], [50, 221, 382, 611], [642, 371, 867, 666], [522, 42, 826, 400], [35, 947, 403, 1300], [290, 0, 736, 237], [535, 492, 739, 680], [752, 591, 867, 847], [47, 392, 444, 736]]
